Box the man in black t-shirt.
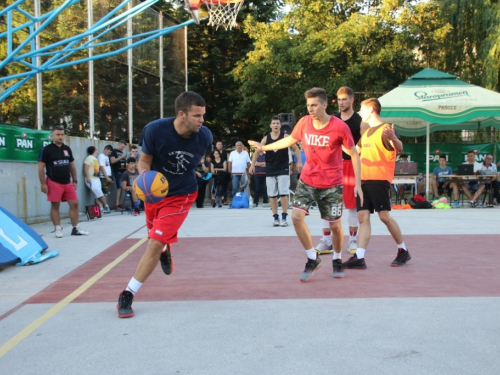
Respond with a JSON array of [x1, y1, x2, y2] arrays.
[[38, 126, 89, 238], [110, 140, 127, 209], [210, 141, 228, 201], [249, 116, 301, 227]]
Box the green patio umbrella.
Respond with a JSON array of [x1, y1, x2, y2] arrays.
[[378, 68, 500, 197]]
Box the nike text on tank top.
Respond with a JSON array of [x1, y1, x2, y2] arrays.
[[290, 115, 355, 188], [265, 132, 290, 176], [360, 124, 396, 182]]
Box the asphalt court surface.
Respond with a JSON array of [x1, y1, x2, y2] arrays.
[[1, 206, 500, 374]]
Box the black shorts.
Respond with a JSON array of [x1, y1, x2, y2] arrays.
[[356, 180, 392, 213]]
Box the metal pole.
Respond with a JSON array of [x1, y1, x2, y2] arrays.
[[425, 122, 430, 200], [88, 0, 94, 139], [184, 26, 188, 92], [127, 1, 133, 144], [159, 10, 163, 118], [34, 0, 43, 130]]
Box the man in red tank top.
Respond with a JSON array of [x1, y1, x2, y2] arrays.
[[249, 87, 363, 282], [342, 98, 411, 269]]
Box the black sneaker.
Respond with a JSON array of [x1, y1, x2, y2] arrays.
[[342, 254, 367, 269], [300, 257, 322, 282], [117, 290, 135, 318], [332, 259, 345, 278], [160, 244, 174, 275], [391, 248, 411, 267]]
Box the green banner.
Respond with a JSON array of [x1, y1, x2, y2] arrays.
[[400, 143, 496, 173], [0, 125, 52, 162]]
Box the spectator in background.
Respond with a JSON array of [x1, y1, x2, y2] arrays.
[[228, 141, 251, 198], [431, 155, 458, 206], [121, 157, 141, 215], [471, 154, 498, 207], [38, 126, 89, 238], [211, 149, 229, 208], [98, 145, 113, 197], [195, 154, 211, 208], [126, 144, 140, 161], [110, 140, 128, 210], [252, 149, 268, 207], [211, 141, 228, 202], [460, 150, 483, 207], [84, 146, 110, 214]]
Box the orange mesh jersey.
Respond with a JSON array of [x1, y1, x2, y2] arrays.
[[360, 124, 396, 182]]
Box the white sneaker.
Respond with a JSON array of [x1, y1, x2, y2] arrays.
[[103, 205, 111, 214], [315, 238, 333, 254], [71, 226, 89, 236], [273, 219, 280, 227], [347, 238, 358, 254], [280, 220, 288, 227], [55, 226, 63, 238]]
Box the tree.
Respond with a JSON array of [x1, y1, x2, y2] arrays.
[[232, 0, 440, 134], [436, 0, 500, 90]]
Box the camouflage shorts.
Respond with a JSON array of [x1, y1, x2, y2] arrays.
[[292, 180, 344, 221]]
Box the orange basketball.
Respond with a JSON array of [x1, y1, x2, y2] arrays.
[[134, 171, 169, 203]]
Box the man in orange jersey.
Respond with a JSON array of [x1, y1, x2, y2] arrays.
[[342, 98, 411, 269]]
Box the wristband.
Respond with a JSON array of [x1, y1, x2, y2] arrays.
[[73, 180, 78, 183]]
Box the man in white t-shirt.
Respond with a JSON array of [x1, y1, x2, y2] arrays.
[[469, 154, 497, 207], [228, 141, 251, 197], [84, 146, 110, 213], [98, 145, 113, 196]]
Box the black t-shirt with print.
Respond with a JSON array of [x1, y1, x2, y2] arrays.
[[39, 143, 75, 184], [110, 149, 126, 173]]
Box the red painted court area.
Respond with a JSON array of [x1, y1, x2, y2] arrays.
[[26, 234, 500, 304]]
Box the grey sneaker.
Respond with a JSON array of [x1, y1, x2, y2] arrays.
[[332, 259, 345, 278], [347, 238, 358, 254], [280, 220, 288, 227], [55, 226, 63, 238], [117, 290, 135, 318], [300, 257, 322, 282], [315, 238, 333, 255], [273, 219, 280, 227]]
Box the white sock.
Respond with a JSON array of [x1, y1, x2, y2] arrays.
[[125, 277, 143, 295], [333, 252, 341, 260], [356, 248, 366, 259], [397, 242, 407, 251], [306, 248, 317, 260]]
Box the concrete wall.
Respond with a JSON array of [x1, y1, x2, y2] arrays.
[[0, 136, 125, 224]]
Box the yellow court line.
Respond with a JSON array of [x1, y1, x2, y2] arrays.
[[0, 236, 149, 359]]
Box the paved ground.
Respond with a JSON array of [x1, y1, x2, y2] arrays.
[[1, 205, 499, 374]]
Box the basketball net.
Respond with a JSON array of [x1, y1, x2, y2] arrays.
[[204, 0, 244, 30], [185, 0, 244, 30]]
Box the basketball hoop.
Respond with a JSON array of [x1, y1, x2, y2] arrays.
[[184, 0, 245, 30]]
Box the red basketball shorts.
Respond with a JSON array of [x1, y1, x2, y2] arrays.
[[145, 191, 197, 244], [46, 178, 78, 202], [342, 160, 356, 209]]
